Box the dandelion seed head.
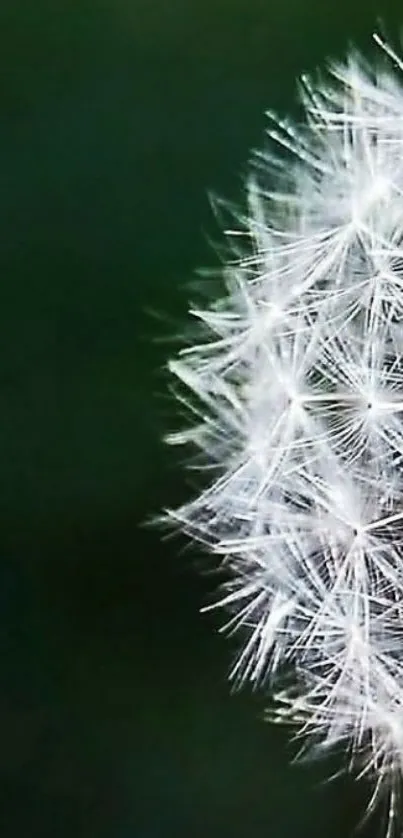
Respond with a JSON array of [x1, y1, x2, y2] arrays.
[[162, 32, 403, 833]]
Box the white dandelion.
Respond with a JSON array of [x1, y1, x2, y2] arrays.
[[163, 33, 403, 834]]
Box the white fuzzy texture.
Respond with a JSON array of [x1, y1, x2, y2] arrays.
[[165, 35, 403, 831]]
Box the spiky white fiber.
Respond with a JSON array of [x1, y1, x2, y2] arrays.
[[164, 34, 403, 833]]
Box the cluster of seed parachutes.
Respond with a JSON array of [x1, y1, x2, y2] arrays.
[[164, 37, 403, 832]]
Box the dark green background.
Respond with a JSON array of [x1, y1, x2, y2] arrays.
[[0, 2, 400, 836]]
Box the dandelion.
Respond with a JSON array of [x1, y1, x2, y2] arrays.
[[162, 33, 403, 834]]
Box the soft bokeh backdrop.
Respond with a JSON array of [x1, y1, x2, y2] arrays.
[[0, 2, 401, 836]]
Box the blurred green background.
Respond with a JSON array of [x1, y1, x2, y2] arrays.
[[0, 1, 401, 836]]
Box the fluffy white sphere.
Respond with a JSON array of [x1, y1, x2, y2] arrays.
[[164, 33, 403, 834]]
